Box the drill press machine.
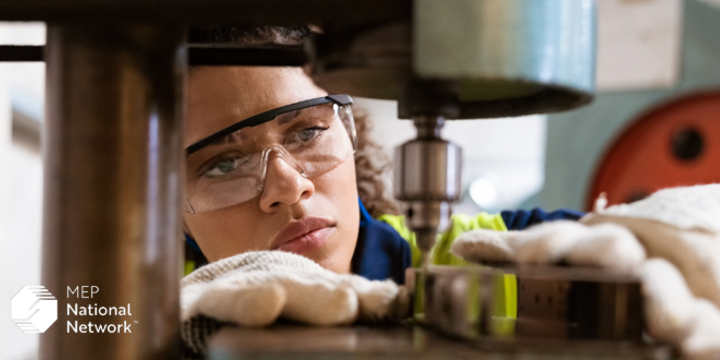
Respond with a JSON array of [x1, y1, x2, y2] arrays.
[[310, 0, 596, 263]]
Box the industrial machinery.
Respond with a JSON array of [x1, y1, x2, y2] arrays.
[[311, 0, 596, 261], [406, 265, 643, 342], [588, 90, 720, 210], [0, 0, 603, 359]]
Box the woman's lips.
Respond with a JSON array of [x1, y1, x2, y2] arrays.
[[277, 227, 334, 255], [271, 217, 334, 255]]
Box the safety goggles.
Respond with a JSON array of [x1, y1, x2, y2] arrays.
[[184, 95, 356, 213]]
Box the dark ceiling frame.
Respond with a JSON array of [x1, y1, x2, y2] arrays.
[[0, 44, 308, 66]]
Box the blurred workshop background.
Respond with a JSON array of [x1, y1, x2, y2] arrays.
[[3, 0, 720, 358]]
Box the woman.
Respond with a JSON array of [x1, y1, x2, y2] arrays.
[[180, 26, 582, 358]]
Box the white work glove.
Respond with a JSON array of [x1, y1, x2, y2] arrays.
[[181, 251, 409, 327], [450, 184, 720, 360]]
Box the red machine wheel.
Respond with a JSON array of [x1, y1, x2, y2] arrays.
[[587, 90, 720, 210]]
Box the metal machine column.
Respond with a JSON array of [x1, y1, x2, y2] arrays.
[[40, 25, 185, 360]]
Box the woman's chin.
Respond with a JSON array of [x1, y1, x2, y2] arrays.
[[303, 245, 353, 274]]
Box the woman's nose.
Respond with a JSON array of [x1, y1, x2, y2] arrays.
[[258, 153, 315, 213]]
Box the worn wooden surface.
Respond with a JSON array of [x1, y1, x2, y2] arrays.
[[208, 324, 672, 360]]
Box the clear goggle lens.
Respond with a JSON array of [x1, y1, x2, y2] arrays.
[[184, 102, 356, 213]]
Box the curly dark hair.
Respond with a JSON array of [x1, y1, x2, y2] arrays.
[[188, 25, 399, 218], [351, 109, 399, 217], [189, 25, 314, 46]]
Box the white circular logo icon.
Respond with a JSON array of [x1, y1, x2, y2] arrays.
[[12, 286, 57, 333]]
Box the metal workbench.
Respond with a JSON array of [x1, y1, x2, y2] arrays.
[[207, 324, 672, 360]]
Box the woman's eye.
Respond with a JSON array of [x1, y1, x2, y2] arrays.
[[204, 158, 242, 178], [292, 126, 329, 144]]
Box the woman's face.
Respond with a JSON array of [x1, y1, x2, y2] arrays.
[[183, 67, 360, 273]]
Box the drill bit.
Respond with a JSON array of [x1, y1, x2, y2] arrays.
[[415, 229, 436, 268]]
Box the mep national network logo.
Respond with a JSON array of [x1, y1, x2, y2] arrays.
[[12, 286, 58, 333]]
